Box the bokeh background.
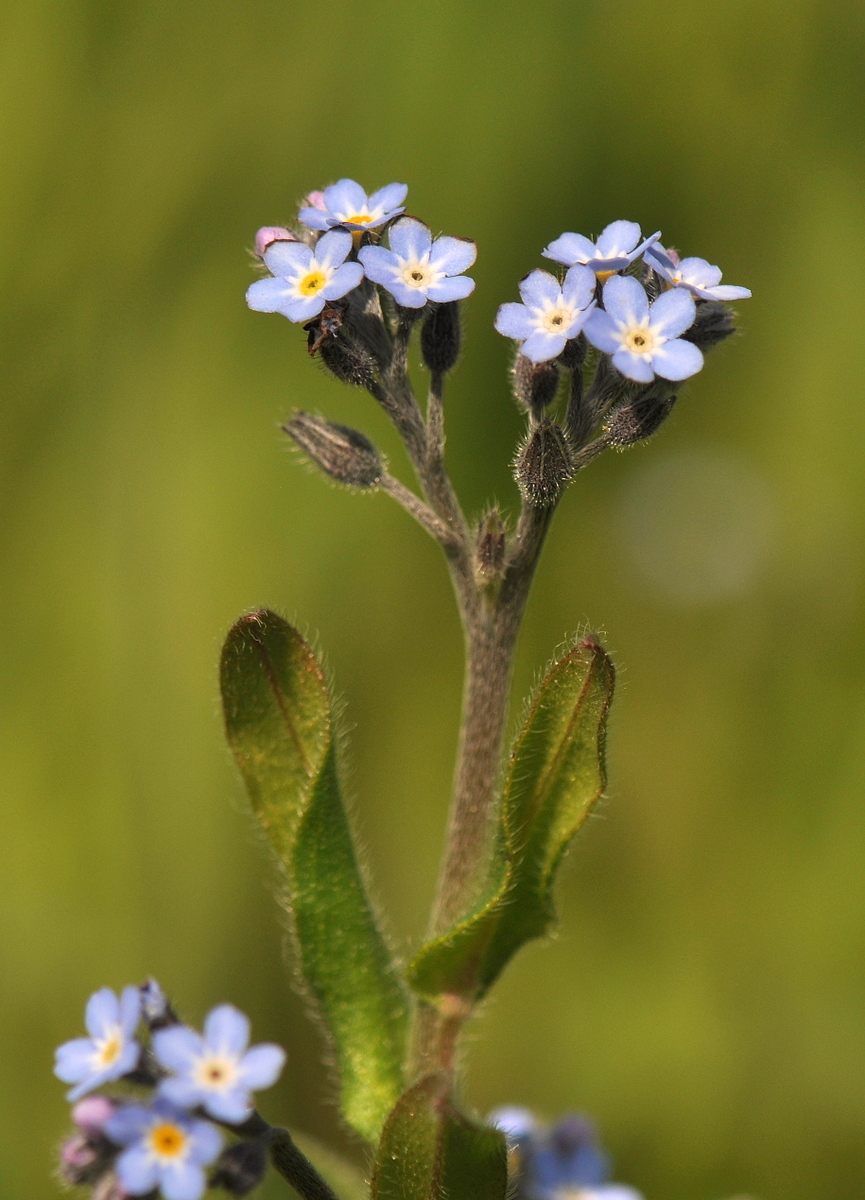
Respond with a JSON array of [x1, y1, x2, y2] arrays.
[[2, 1, 865, 1197]]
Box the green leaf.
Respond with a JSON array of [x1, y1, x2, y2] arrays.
[[220, 610, 408, 1143], [407, 636, 615, 1006], [372, 1075, 507, 1200]]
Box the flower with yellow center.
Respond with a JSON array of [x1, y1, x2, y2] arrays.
[[106, 1099, 222, 1200], [298, 178, 408, 231], [495, 266, 597, 363], [584, 275, 703, 383], [246, 229, 364, 325], [358, 217, 477, 309], [645, 242, 752, 301], [544, 219, 661, 278], [54, 986, 142, 1101]]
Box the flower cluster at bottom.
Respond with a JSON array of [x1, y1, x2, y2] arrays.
[[55, 981, 285, 1200]]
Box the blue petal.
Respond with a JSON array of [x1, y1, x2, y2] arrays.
[[564, 301, 596, 340], [707, 284, 751, 300], [321, 262, 364, 300], [521, 330, 567, 363], [158, 1077, 204, 1110], [246, 278, 294, 313], [648, 287, 695, 338], [426, 276, 475, 302], [678, 257, 721, 288], [385, 281, 428, 308], [282, 294, 326, 323], [106, 1104, 153, 1146], [160, 1161, 208, 1200], [367, 182, 408, 213], [561, 264, 596, 311], [204, 1005, 249, 1057], [153, 1025, 204, 1074], [429, 236, 476, 276], [297, 207, 330, 231], [264, 241, 312, 277], [116, 1144, 159, 1195], [314, 230, 353, 272], [495, 302, 535, 340], [644, 242, 675, 274], [357, 245, 399, 285], [626, 230, 661, 262], [323, 179, 367, 217], [488, 1107, 537, 1140], [119, 987, 141, 1038], [602, 275, 649, 326], [189, 1119, 224, 1164], [238, 1043, 286, 1090], [583, 309, 621, 354], [518, 269, 560, 310], [202, 1087, 252, 1125], [85, 988, 120, 1039], [388, 217, 432, 262], [611, 349, 654, 383], [114, 1040, 141, 1080], [595, 220, 641, 258], [54, 1038, 95, 1083], [543, 232, 596, 266], [649, 338, 704, 380]]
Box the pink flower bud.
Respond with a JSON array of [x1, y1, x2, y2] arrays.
[[254, 226, 296, 257], [305, 190, 327, 210], [72, 1094, 116, 1132]]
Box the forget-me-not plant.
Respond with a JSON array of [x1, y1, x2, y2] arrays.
[[54, 175, 751, 1200]]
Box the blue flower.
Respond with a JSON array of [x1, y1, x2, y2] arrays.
[[54, 987, 141, 1101], [543, 221, 660, 279], [585, 275, 703, 383], [495, 266, 596, 363], [106, 1099, 222, 1200], [246, 230, 364, 324], [154, 1004, 286, 1124], [298, 179, 407, 232], [530, 1115, 611, 1196], [358, 217, 477, 309], [645, 243, 752, 301]]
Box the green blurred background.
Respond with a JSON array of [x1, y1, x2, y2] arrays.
[[2, 0, 864, 1196]]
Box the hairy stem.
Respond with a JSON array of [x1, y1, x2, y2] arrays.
[[233, 1114, 341, 1200]]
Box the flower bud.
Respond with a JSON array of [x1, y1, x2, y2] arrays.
[[514, 420, 574, 506], [604, 384, 677, 447], [317, 332, 379, 390], [211, 1140, 269, 1197], [254, 227, 296, 257], [512, 355, 560, 417], [72, 1095, 117, 1134], [680, 300, 737, 350], [475, 509, 506, 585], [285, 412, 384, 488], [140, 977, 179, 1031], [420, 302, 461, 375]]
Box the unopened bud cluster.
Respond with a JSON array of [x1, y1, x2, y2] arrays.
[[54, 982, 285, 1200]]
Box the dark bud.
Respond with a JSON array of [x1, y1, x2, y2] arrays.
[[512, 355, 560, 417], [211, 1140, 269, 1197], [558, 333, 587, 372], [605, 383, 677, 447], [317, 331, 379, 390], [140, 977, 180, 1030], [59, 1132, 115, 1187], [680, 300, 738, 350], [475, 508, 506, 586], [515, 420, 574, 506], [285, 412, 384, 488], [421, 301, 462, 374]]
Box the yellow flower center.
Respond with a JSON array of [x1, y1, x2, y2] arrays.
[[345, 213, 372, 224], [624, 325, 657, 354], [541, 306, 572, 334], [401, 262, 432, 289], [194, 1054, 238, 1091], [595, 268, 618, 282], [299, 271, 327, 296], [95, 1031, 122, 1067], [148, 1123, 187, 1160]]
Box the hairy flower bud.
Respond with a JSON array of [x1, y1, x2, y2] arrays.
[[420, 301, 462, 374], [512, 355, 560, 417], [140, 978, 179, 1031], [515, 420, 574, 506], [211, 1140, 269, 1197], [604, 384, 677, 447], [285, 412, 384, 488], [475, 509, 506, 585], [680, 300, 738, 349], [317, 332, 380, 390], [254, 227, 296, 257]]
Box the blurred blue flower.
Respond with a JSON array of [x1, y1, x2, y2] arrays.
[[645, 243, 752, 301], [298, 179, 407, 231], [54, 987, 141, 1101], [585, 275, 703, 383], [531, 1115, 611, 1195], [154, 1003, 285, 1124], [106, 1098, 222, 1200], [246, 229, 364, 324], [359, 217, 477, 309], [495, 266, 596, 362], [543, 221, 660, 278]]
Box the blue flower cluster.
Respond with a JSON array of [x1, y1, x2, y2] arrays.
[[490, 1107, 643, 1200], [54, 982, 285, 1200], [496, 219, 750, 378]]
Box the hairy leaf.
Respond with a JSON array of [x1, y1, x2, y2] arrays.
[[221, 610, 408, 1143], [407, 636, 614, 1005], [372, 1075, 507, 1200]]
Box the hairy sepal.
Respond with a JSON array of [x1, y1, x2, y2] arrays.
[[407, 637, 615, 1006], [220, 610, 408, 1142]]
